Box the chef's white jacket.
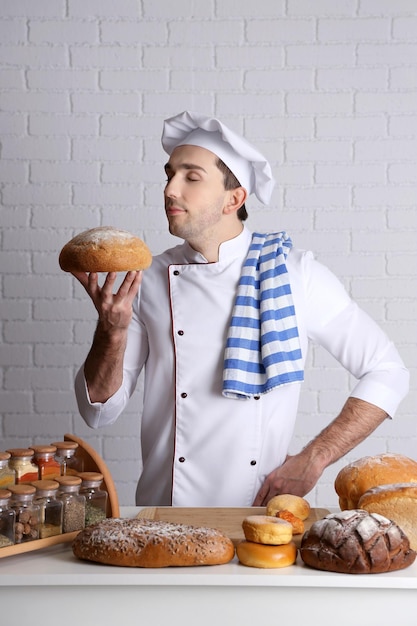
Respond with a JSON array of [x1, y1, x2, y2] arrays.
[[75, 226, 409, 506]]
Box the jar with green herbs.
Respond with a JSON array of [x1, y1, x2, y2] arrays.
[[6, 448, 38, 484], [0, 489, 15, 548], [0, 452, 16, 488], [79, 472, 107, 526], [51, 441, 84, 476], [56, 475, 86, 533], [32, 480, 63, 538], [9, 484, 40, 543]]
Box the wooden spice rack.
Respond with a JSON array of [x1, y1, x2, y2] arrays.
[[0, 433, 119, 559]]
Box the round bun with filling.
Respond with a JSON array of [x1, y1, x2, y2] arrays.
[[334, 453, 417, 510], [237, 540, 297, 568], [266, 494, 310, 521], [358, 482, 417, 551], [59, 226, 152, 273], [242, 515, 293, 545]]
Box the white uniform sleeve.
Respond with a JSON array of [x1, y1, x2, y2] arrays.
[[303, 253, 409, 418], [74, 295, 148, 429]]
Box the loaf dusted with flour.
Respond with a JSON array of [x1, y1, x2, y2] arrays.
[[300, 509, 416, 574], [72, 518, 235, 567], [59, 226, 152, 273], [334, 453, 417, 510], [358, 482, 417, 551]]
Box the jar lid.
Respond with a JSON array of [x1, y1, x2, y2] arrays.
[[0, 451, 11, 461], [51, 441, 79, 450], [31, 445, 57, 455], [55, 475, 82, 487], [9, 484, 36, 496], [32, 479, 59, 494], [0, 489, 12, 500], [6, 448, 34, 458], [78, 472, 103, 482]]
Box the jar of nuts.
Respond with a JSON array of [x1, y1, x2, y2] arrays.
[[8, 484, 40, 543]]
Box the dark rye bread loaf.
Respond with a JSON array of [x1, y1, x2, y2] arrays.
[[300, 510, 416, 574], [72, 517, 235, 567]]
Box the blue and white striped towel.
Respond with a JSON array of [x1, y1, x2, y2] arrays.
[[222, 232, 304, 400]]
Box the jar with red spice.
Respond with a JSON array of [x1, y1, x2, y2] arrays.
[[51, 441, 84, 476], [6, 449, 38, 484], [31, 445, 61, 480]]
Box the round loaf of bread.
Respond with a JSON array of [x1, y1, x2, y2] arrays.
[[59, 226, 152, 273], [242, 515, 293, 545], [300, 509, 416, 574], [72, 518, 235, 567], [334, 453, 417, 510], [265, 493, 310, 521], [358, 482, 417, 551], [237, 540, 297, 568]]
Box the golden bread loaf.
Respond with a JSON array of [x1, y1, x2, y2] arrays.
[[300, 509, 416, 574], [334, 453, 417, 510], [59, 226, 152, 273], [265, 493, 310, 520], [72, 518, 235, 567], [358, 482, 417, 551], [237, 540, 297, 568]]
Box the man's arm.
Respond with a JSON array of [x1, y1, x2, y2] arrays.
[[253, 396, 387, 506], [72, 270, 142, 403]]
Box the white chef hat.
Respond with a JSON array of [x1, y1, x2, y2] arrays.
[[161, 111, 275, 205]]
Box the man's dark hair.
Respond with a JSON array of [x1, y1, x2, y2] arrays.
[[216, 158, 248, 222]]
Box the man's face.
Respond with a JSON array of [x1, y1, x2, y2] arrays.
[[164, 144, 229, 243]]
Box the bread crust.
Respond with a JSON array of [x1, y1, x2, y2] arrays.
[[59, 226, 152, 273], [265, 494, 310, 521], [358, 482, 417, 551], [242, 515, 293, 545], [237, 540, 297, 568], [300, 509, 416, 574], [334, 453, 417, 510], [72, 518, 235, 567]]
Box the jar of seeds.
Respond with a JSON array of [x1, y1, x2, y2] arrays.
[[32, 480, 63, 539], [31, 445, 61, 480], [79, 472, 107, 527], [6, 448, 38, 484], [0, 489, 15, 548], [9, 484, 40, 543], [51, 441, 84, 476], [56, 476, 85, 533], [0, 452, 16, 488]]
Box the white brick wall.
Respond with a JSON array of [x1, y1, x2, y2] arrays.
[[1, 0, 416, 508]]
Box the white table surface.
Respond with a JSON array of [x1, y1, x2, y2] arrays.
[[1, 506, 416, 625]]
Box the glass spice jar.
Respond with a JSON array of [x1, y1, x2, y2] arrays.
[[31, 445, 61, 480], [0, 489, 16, 548], [56, 476, 86, 533], [6, 448, 38, 484], [79, 472, 107, 527], [51, 441, 84, 476], [32, 480, 63, 539], [0, 452, 16, 488], [9, 484, 40, 543]]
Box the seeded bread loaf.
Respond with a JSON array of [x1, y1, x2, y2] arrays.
[[72, 517, 235, 567], [300, 509, 416, 574]]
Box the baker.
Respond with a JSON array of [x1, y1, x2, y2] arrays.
[[72, 111, 409, 507]]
